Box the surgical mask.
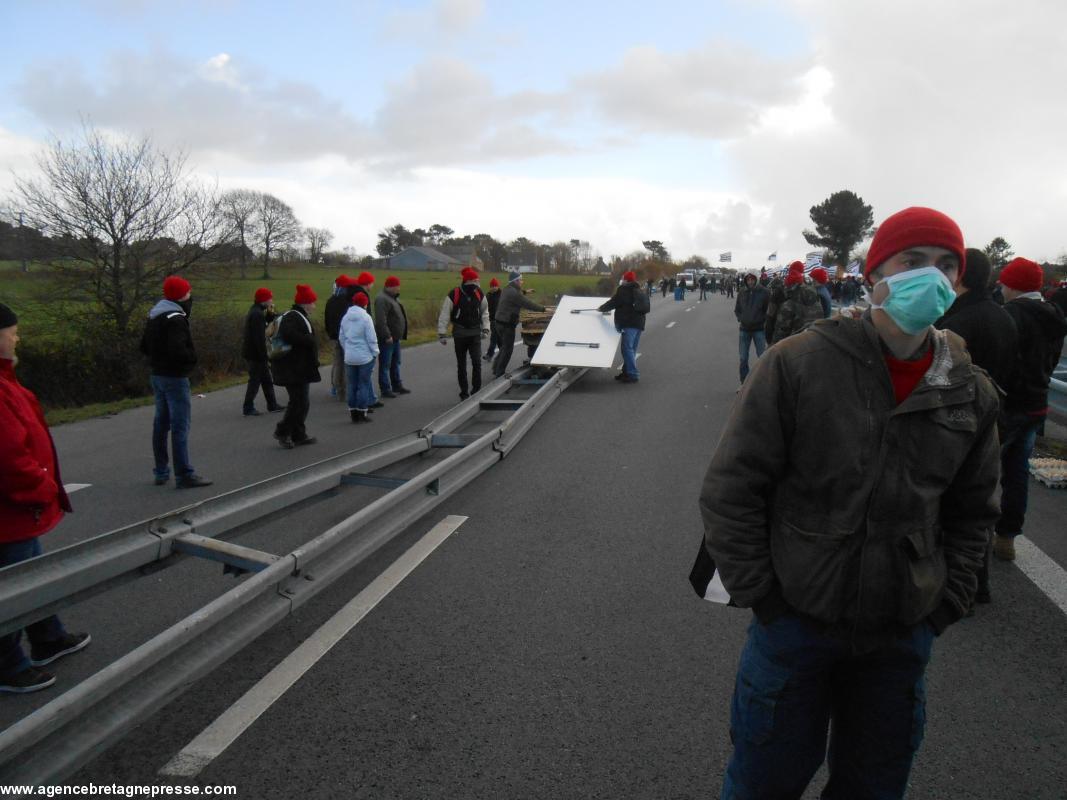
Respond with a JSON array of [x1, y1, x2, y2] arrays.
[[868, 266, 955, 334]]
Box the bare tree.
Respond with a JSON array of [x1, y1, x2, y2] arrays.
[[305, 226, 334, 264], [13, 125, 226, 337], [254, 193, 301, 278], [220, 189, 260, 278]]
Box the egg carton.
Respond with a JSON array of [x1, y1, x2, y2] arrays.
[[1029, 457, 1067, 489]]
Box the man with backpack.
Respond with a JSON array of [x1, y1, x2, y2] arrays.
[[598, 271, 649, 383], [492, 272, 546, 379], [438, 268, 491, 399]]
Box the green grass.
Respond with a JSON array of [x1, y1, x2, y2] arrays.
[[3, 260, 602, 423]]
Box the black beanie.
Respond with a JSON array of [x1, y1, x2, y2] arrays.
[[962, 248, 992, 293], [0, 303, 17, 330]]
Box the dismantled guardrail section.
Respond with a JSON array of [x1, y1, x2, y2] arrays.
[[0, 366, 585, 786]]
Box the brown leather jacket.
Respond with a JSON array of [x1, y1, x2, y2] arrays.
[[700, 315, 999, 636]]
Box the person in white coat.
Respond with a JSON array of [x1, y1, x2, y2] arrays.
[[339, 293, 379, 423]]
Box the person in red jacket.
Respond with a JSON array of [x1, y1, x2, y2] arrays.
[[0, 303, 91, 694]]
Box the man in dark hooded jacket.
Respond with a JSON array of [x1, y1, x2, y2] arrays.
[[992, 257, 1067, 562], [241, 287, 284, 416], [734, 273, 769, 382], [271, 284, 321, 449], [598, 271, 648, 383], [324, 275, 355, 401], [139, 276, 211, 489]]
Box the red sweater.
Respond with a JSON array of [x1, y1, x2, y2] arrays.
[[0, 359, 71, 543], [883, 344, 934, 406]]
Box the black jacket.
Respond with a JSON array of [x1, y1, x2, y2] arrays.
[[935, 289, 1018, 391], [1002, 297, 1067, 413], [598, 281, 647, 331], [241, 303, 275, 362], [734, 285, 769, 331], [324, 287, 357, 340], [140, 299, 197, 377], [487, 288, 501, 321], [269, 306, 322, 386]]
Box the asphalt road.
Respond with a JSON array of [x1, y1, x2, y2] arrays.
[[5, 289, 1066, 798]]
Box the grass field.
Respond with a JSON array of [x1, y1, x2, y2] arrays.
[[0, 260, 605, 340]]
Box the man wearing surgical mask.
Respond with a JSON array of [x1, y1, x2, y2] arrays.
[[698, 207, 1000, 799]]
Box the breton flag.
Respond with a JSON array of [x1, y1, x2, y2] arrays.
[[689, 540, 734, 606], [767, 251, 778, 261], [846, 260, 861, 276], [719, 251, 732, 263], [804, 251, 823, 273]]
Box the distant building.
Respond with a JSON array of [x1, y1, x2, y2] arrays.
[[377, 246, 480, 272], [517, 265, 538, 274], [593, 257, 611, 275]]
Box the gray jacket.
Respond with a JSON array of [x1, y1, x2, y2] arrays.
[[495, 284, 545, 325], [374, 291, 408, 342]]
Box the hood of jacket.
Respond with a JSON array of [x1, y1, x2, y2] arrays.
[[149, 299, 184, 320], [1009, 296, 1067, 340]]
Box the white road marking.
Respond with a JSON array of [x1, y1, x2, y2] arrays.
[[63, 484, 91, 493], [1015, 536, 1067, 617], [685, 307, 693, 312], [159, 514, 468, 779], [666, 321, 677, 329]]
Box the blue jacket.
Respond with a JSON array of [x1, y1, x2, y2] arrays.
[[339, 306, 379, 366]]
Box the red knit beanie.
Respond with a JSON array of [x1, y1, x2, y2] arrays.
[[622, 271, 637, 282], [163, 275, 191, 301], [785, 272, 804, 287], [294, 284, 317, 304], [356, 271, 375, 286], [489, 278, 500, 288], [865, 207, 965, 284], [384, 276, 400, 288], [461, 267, 479, 282], [810, 267, 828, 285], [254, 287, 273, 304], [788, 260, 804, 274], [335, 274, 351, 287], [352, 293, 369, 307], [998, 257, 1043, 292]]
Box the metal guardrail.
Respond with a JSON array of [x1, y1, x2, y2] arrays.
[[0, 366, 584, 786]]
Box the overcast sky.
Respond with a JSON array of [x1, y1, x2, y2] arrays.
[[2, 0, 1065, 266]]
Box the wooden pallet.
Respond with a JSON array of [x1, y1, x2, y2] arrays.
[[1030, 457, 1067, 489]]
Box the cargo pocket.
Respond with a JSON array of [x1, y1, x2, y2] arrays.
[[732, 650, 790, 745]]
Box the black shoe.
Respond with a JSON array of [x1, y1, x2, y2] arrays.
[[350, 410, 372, 423], [620, 375, 638, 383], [294, 436, 317, 446], [370, 401, 385, 409], [30, 632, 91, 667], [395, 386, 411, 394], [176, 474, 213, 489], [381, 391, 398, 399], [277, 436, 295, 449], [154, 476, 169, 486], [267, 405, 286, 413], [243, 409, 262, 417], [614, 372, 626, 381], [0, 667, 56, 694], [976, 587, 992, 604], [459, 392, 470, 400]]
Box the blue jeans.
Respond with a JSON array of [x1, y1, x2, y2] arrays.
[[996, 411, 1043, 537], [738, 329, 767, 382], [722, 614, 934, 800], [346, 362, 376, 411], [618, 327, 642, 378], [150, 375, 193, 480], [0, 538, 66, 676], [378, 341, 402, 393]]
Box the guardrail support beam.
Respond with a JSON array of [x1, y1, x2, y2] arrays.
[[172, 535, 280, 574]]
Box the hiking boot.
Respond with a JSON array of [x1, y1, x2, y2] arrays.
[[993, 534, 1016, 561], [381, 391, 398, 399], [294, 436, 317, 446], [276, 434, 295, 449], [0, 667, 56, 694], [395, 386, 411, 394], [350, 410, 371, 424], [154, 476, 169, 486], [620, 375, 638, 383], [30, 632, 91, 667], [614, 372, 627, 381], [176, 474, 213, 489]]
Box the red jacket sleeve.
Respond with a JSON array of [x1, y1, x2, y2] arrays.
[[0, 395, 59, 508]]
